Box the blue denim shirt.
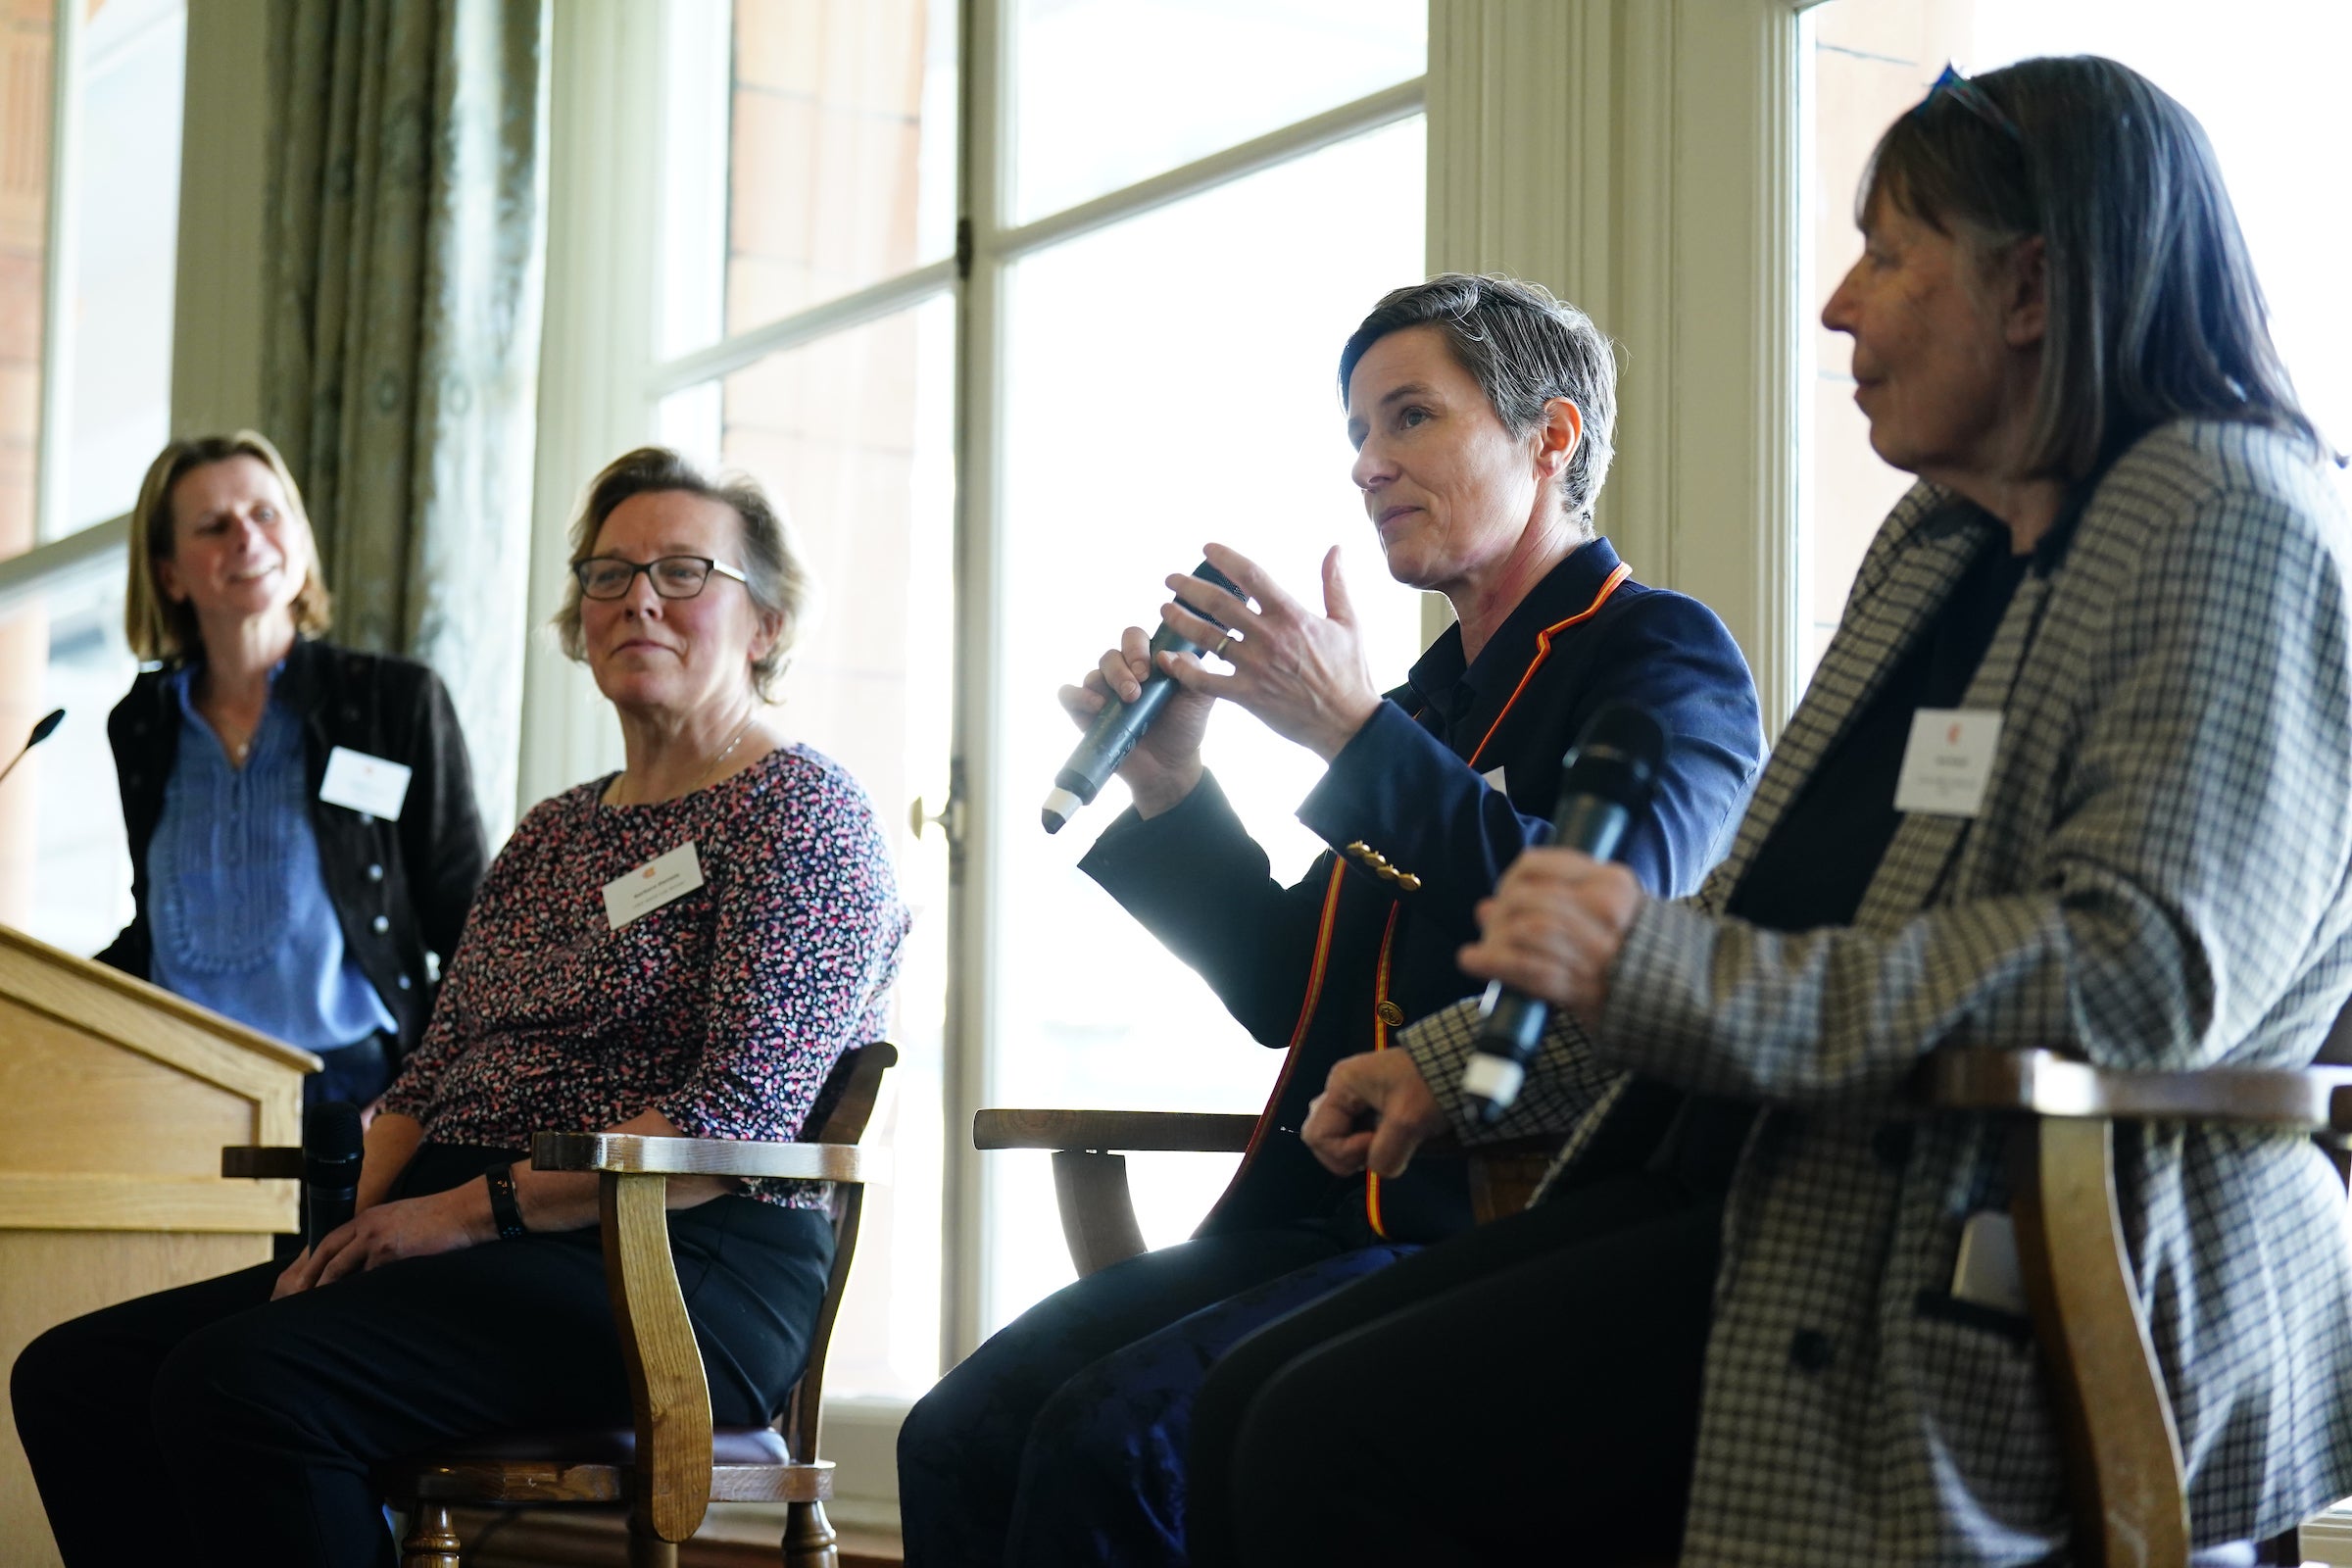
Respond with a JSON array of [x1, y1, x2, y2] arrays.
[[145, 665, 395, 1052]]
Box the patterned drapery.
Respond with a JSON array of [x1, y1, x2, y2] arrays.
[[263, 0, 549, 832]]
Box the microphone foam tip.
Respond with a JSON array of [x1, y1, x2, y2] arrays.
[[1041, 786, 1084, 835]]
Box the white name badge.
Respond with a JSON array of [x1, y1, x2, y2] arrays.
[[1481, 765, 1508, 796], [603, 841, 706, 930], [319, 746, 414, 820], [1894, 709, 2003, 819]]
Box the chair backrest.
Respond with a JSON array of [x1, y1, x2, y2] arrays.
[[780, 1041, 897, 1465]]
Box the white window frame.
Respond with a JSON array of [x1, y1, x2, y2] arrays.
[[522, 0, 1438, 1521]]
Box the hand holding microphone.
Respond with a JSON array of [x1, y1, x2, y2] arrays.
[[1046, 560, 1244, 833], [1046, 544, 1385, 834], [1459, 704, 1666, 1123]]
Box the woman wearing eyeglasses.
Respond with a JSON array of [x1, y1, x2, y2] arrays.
[[97, 430, 488, 1114], [14, 446, 911, 1567]]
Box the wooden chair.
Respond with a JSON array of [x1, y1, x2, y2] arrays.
[[970, 1105, 1554, 1278], [223, 1041, 897, 1568], [987, 1040, 2352, 1568], [1922, 1040, 2352, 1568]]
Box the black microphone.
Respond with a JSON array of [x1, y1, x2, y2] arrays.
[[304, 1100, 364, 1251], [1461, 703, 1669, 1125], [0, 707, 65, 791], [1043, 561, 1244, 834]]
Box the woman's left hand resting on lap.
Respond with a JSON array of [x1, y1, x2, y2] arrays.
[[1301, 1052, 1449, 1178], [271, 1105, 735, 1298], [1301, 847, 1647, 1180], [1457, 846, 1645, 1032]]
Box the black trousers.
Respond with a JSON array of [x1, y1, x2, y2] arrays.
[[898, 1223, 1364, 1567], [1188, 1170, 1724, 1568], [10, 1145, 833, 1568]]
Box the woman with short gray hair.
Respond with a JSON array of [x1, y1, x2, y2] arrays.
[[899, 276, 1765, 1565]]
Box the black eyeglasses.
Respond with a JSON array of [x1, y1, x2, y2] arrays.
[[572, 556, 749, 601]]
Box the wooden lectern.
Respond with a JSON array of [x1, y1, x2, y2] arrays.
[[0, 924, 315, 1568]]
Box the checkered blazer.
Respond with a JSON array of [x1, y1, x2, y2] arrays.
[[1401, 419, 2352, 1565]]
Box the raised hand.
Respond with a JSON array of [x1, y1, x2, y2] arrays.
[[1156, 543, 1383, 763]]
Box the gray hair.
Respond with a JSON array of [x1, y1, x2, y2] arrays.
[[554, 447, 810, 701], [1863, 54, 2327, 479], [1337, 273, 1620, 537]]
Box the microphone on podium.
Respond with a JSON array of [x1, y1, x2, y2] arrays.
[[304, 1101, 364, 1251], [1042, 561, 1244, 834], [0, 708, 66, 791], [1461, 703, 1668, 1125]]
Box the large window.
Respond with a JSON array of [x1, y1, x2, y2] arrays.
[[559, 0, 1429, 1411], [1798, 0, 2352, 689], [0, 0, 186, 954]]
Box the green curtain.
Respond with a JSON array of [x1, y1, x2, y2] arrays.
[[263, 0, 549, 831]]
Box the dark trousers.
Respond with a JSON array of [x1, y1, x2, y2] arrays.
[[1188, 1170, 1724, 1568], [10, 1145, 833, 1568], [900, 1224, 1399, 1568]]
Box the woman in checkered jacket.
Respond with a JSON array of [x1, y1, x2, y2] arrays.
[[1186, 55, 2352, 1568]]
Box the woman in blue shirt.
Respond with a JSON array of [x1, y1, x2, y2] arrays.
[[97, 431, 488, 1111]]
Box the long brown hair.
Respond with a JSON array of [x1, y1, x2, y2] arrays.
[[1862, 55, 2326, 479]]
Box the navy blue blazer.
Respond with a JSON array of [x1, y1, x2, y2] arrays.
[[1081, 539, 1764, 1245]]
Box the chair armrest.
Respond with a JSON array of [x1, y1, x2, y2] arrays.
[[221, 1146, 305, 1180], [1923, 1047, 2352, 1133], [531, 1131, 889, 1185], [974, 1108, 1258, 1153]]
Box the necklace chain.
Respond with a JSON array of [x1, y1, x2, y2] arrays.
[[617, 710, 760, 807]]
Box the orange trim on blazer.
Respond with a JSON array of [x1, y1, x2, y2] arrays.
[[1362, 900, 1403, 1238], [1464, 561, 1634, 772]]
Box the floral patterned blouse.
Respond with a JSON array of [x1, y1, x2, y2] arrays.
[[379, 743, 908, 1209]]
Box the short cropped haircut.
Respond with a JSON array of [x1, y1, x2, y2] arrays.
[[1863, 54, 2323, 479], [553, 447, 810, 702], [1338, 273, 1620, 536], [125, 431, 332, 664]]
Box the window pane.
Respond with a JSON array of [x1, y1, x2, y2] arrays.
[[1, 558, 135, 955], [1799, 0, 2352, 693], [659, 294, 956, 1399], [60, 0, 182, 532], [988, 117, 1427, 1334], [1009, 0, 1424, 224], [1, 1, 57, 562], [659, 0, 958, 360]]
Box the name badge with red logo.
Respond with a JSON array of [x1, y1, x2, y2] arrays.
[[602, 841, 705, 929], [1893, 709, 2002, 818]]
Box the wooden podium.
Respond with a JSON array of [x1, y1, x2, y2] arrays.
[[0, 924, 316, 1567]]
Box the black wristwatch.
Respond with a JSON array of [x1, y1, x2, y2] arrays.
[[485, 1163, 529, 1242]]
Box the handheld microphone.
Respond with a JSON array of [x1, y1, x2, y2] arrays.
[[0, 708, 66, 791], [1043, 561, 1244, 834], [1461, 703, 1668, 1124], [303, 1100, 364, 1251]]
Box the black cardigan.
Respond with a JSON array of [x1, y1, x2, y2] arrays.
[[97, 637, 490, 1063]]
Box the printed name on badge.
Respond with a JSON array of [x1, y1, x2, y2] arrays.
[[319, 746, 414, 820], [1893, 709, 2003, 818], [603, 841, 706, 930]]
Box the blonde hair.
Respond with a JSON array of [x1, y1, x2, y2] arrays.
[[125, 431, 333, 663], [553, 447, 810, 701]]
